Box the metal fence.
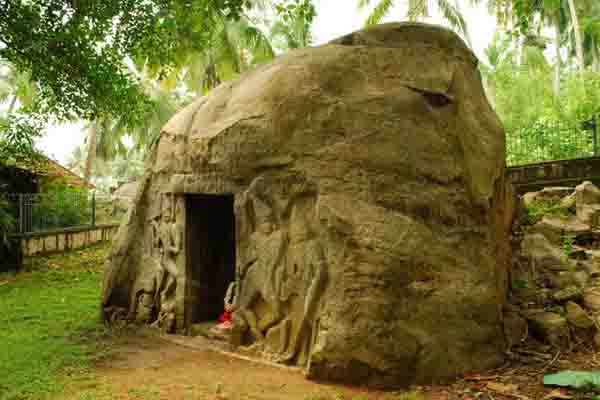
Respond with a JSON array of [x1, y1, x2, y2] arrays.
[[506, 116, 598, 166], [3, 191, 128, 235]]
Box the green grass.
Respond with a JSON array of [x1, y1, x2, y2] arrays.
[[0, 244, 111, 400]]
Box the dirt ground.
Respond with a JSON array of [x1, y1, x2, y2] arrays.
[[56, 330, 600, 400], [56, 331, 398, 400]]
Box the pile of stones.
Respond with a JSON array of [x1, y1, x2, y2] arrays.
[[509, 181, 600, 350]]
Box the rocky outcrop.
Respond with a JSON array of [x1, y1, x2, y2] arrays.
[[101, 22, 514, 388], [524, 310, 570, 348], [523, 187, 574, 208], [576, 182, 600, 228], [521, 233, 567, 270], [514, 181, 600, 349]]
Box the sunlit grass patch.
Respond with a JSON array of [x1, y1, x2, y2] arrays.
[[0, 244, 111, 400]]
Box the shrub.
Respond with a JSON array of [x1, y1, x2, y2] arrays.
[[522, 199, 573, 225]]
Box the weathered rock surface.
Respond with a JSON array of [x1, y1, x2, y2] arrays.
[[566, 301, 595, 329], [101, 23, 514, 388], [546, 272, 578, 290], [584, 288, 600, 312], [503, 311, 528, 348], [524, 311, 570, 348], [576, 182, 600, 227], [530, 216, 589, 245], [552, 286, 582, 302], [522, 233, 566, 271], [522, 187, 574, 208]]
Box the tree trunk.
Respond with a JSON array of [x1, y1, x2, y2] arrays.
[[514, 36, 522, 66], [7, 94, 17, 115], [566, 0, 585, 72], [84, 121, 98, 183], [553, 21, 561, 97], [593, 37, 600, 73]]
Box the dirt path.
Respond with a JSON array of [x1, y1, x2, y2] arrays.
[[57, 332, 397, 400], [56, 331, 600, 400]]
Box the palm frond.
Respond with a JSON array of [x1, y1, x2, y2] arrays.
[[358, 0, 373, 9], [407, 0, 429, 19], [365, 0, 394, 26], [216, 23, 243, 76], [436, 0, 473, 46], [242, 25, 276, 63]]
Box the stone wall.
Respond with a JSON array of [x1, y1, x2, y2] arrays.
[[509, 181, 600, 351], [508, 157, 600, 194], [18, 224, 118, 257]]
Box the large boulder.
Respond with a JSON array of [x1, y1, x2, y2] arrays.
[[530, 216, 589, 245], [524, 311, 570, 348], [522, 187, 574, 208], [101, 23, 514, 388], [521, 233, 567, 271]]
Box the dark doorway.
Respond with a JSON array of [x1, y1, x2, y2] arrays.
[[186, 194, 236, 326]]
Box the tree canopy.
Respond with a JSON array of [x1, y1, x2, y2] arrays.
[[0, 0, 249, 124]]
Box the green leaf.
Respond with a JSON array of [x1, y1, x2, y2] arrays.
[[544, 371, 600, 388]]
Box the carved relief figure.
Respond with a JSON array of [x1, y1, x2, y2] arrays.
[[274, 199, 328, 365], [234, 190, 288, 343], [232, 177, 328, 366], [132, 193, 183, 332]]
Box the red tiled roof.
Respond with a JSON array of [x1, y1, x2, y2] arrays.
[[20, 156, 95, 189]]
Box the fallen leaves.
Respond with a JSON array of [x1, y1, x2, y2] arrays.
[[464, 374, 500, 381], [486, 382, 519, 393], [483, 381, 532, 399], [542, 389, 573, 400]]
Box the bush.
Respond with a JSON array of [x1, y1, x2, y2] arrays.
[[31, 179, 91, 231], [522, 198, 573, 225]]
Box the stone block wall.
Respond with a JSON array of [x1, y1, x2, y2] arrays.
[[19, 224, 118, 257], [508, 157, 600, 194]]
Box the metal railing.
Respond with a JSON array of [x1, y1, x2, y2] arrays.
[[3, 191, 128, 235], [506, 116, 598, 166]]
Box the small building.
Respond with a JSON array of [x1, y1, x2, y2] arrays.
[[0, 156, 94, 194], [0, 156, 94, 272]]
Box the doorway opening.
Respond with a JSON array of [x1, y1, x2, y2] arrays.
[[186, 194, 236, 327]]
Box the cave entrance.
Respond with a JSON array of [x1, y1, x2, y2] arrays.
[[185, 194, 236, 327]]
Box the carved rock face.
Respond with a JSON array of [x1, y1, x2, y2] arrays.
[[102, 22, 514, 388]]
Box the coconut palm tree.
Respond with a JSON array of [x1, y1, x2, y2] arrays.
[[480, 31, 512, 105], [84, 5, 281, 182], [529, 0, 570, 95], [270, 0, 316, 51], [564, 0, 585, 72], [0, 62, 37, 115], [357, 0, 471, 45], [82, 118, 110, 183], [559, 0, 600, 72], [66, 145, 86, 177], [178, 17, 275, 95], [106, 83, 182, 159], [270, 12, 314, 50], [580, 1, 600, 71]]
